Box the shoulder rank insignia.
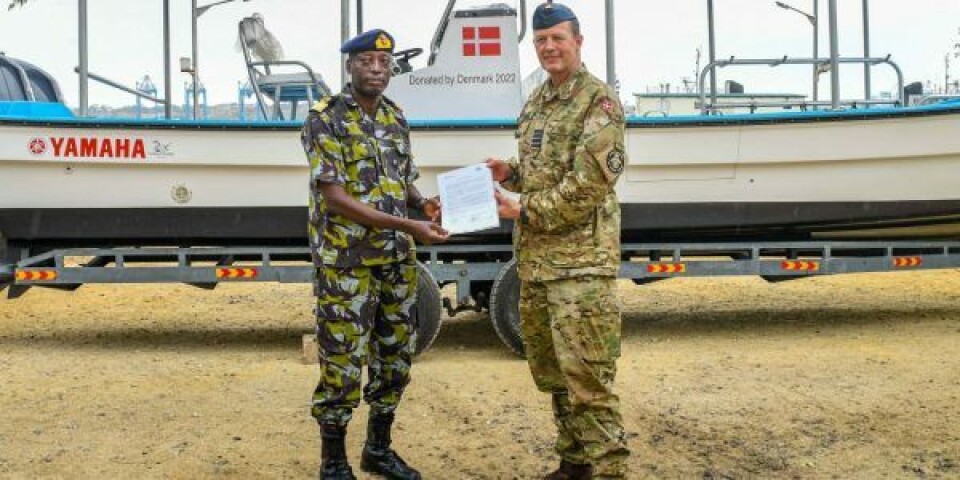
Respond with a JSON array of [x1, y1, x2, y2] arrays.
[[531, 129, 544, 149]]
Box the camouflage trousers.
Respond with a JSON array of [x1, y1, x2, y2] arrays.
[[519, 275, 630, 478], [311, 260, 418, 427]]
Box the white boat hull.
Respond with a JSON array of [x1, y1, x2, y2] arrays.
[[3, 105, 960, 245]]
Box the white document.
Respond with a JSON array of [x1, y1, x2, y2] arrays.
[[437, 164, 501, 235]]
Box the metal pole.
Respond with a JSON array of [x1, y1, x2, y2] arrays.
[[707, 0, 717, 111], [78, 0, 88, 117], [862, 0, 871, 104], [76, 69, 168, 103], [517, 0, 527, 42], [605, 0, 616, 89], [341, 0, 350, 89], [828, 0, 840, 109], [357, 0, 363, 35], [812, 0, 818, 103], [163, 0, 172, 119], [191, 0, 199, 120]]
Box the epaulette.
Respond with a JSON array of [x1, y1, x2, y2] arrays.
[[310, 95, 341, 114]]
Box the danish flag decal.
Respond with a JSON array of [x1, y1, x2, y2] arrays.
[[462, 26, 502, 57]]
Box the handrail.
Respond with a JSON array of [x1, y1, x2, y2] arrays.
[[238, 21, 269, 121], [695, 99, 901, 114], [697, 56, 904, 115], [73, 67, 168, 104], [428, 0, 458, 66], [517, 0, 527, 42]]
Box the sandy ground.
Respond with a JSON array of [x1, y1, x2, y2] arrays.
[[1, 270, 959, 479]]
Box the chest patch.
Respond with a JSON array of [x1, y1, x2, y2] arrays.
[[531, 129, 544, 149]]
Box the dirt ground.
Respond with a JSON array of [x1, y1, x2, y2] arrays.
[[1, 270, 959, 479]]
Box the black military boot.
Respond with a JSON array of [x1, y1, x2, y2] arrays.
[[360, 412, 421, 480], [319, 424, 356, 480], [544, 460, 594, 480]]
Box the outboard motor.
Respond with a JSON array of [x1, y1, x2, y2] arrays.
[[725, 80, 744, 94], [0, 53, 64, 103], [903, 81, 923, 106]]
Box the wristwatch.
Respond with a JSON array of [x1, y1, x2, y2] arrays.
[[507, 168, 520, 185], [413, 196, 429, 210]]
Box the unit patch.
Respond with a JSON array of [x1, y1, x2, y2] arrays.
[[606, 149, 625, 174]]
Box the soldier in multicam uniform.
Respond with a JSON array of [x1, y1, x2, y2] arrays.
[[300, 29, 448, 480], [487, 3, 630, 479]]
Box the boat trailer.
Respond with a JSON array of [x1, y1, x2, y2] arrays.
[[4, 240, 960, 355]]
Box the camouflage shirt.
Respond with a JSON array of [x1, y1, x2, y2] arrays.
[[300, 85, 419, 267], [505, 65, 625, 282]]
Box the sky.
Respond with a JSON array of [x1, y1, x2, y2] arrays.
[[1, 0, 958, 109]]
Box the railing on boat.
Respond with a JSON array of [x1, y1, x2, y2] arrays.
[[698, 56, 905, 115], [72, 67, 169, 106], [696, 99, 901, 115]]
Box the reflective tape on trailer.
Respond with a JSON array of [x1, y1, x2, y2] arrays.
[[781, 260, 820, 271], [892, 257, 923, 268], [14, 270, 58, 282], [646, 263, 686, 274], [216, 268, 258, 279]]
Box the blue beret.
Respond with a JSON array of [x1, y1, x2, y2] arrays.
[[532, 2, 577, 30], [340, 29, 395, 54]]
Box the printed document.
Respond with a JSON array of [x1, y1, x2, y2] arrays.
[[437, 164, 500, 235]]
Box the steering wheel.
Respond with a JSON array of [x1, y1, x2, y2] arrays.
[[393, 48, 424, 64]]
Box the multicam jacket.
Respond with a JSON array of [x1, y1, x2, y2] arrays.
[[503, 65, 626, 282], [300, 85, 418, 267]]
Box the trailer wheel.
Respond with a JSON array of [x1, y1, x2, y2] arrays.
[[490, 259, 525, 357], [413, 261, 443, 356], [0, 237, 8, 291]]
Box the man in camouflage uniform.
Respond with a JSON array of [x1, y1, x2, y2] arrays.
[[300, 28, 448, 480], [487, 3, 630, 479]]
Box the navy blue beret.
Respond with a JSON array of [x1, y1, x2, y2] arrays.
[[340, 29, 395, 54], [532, 2, 577, 30]]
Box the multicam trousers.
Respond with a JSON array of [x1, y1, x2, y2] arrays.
[[520, 275, 630, 478], [310, 260, 418, 427]]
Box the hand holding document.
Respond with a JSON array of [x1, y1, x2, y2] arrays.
[[437, 164, 501, 235]]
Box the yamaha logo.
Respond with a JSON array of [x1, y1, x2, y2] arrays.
[[27, 137, 47, 156]]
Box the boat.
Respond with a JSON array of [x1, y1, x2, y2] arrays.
[[3, 1, 960, 258]]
